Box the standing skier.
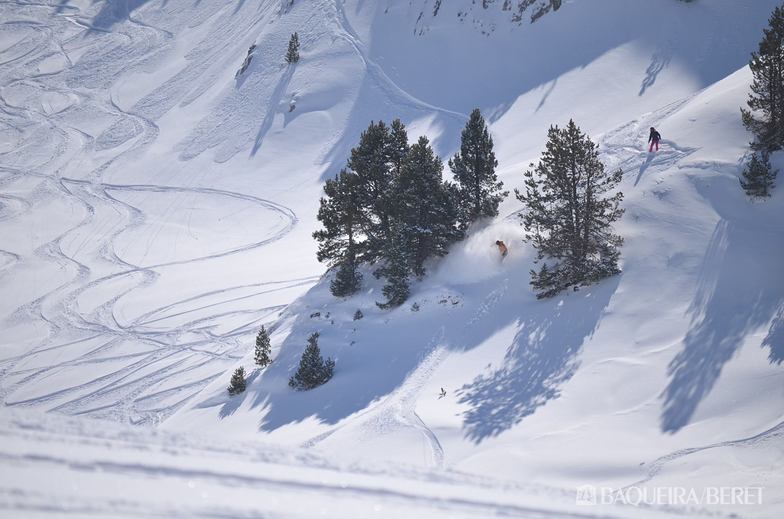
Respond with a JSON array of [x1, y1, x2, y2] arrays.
[[648, 127, 661, 152]]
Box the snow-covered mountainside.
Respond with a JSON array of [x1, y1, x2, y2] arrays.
[[1, 0, 782, 517]]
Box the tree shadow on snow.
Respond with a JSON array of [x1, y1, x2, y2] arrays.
[[194, 369, 261, 419], [243, 253, 622, 436], [250, 66, 296, 156], [88, 0, 155, 32], [458, 277, 619, 443], [88, 0, 244, 32], [639, 50, 671, 96], [762, 307, 784, 365], [661, 204, 784, 433], [247, 301, 460, 431]]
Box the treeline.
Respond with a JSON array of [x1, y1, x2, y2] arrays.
[[313, 109, 506, 307], [229, 111, 627, 396], [314, 111, 625, 303]]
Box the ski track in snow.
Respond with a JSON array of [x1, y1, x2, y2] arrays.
[[0, 411, 637, 519], [303, 280, 511, 469], [0, 0, 470, 426], [330, 0, 468, 123], [2, 3, 779, 494], [598, 95, 699, 186], [626, 418, 784, 491], [0, 1, 305, 424]]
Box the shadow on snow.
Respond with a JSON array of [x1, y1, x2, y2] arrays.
[[661, 177, 784, 433], [458, 278, 619, 442]]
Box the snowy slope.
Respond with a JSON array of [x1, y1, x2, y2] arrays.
[[168, 66, 784, 516], [1, 408, 708, 519], [1, 0, 783, 516]]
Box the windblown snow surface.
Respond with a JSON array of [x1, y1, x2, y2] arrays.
[[0, 0, 783, 517]]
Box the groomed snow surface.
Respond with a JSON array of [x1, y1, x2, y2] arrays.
[[1, 0, 783, 517]]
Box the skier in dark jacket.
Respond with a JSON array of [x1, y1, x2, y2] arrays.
[[648, 127, 661, 152]]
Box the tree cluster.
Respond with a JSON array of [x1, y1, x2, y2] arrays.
[[741, 4, 783, 197], [314, 110, 506, 307]]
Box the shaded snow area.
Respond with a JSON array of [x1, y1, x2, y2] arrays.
[[1, 0, 783, 517]]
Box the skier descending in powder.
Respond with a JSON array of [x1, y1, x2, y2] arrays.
[[495, 240, 508, 259], [648, 127, 661, 152]]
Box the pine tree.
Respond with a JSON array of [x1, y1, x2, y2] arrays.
[[741, 152, 776, 197], [254, 326, 272, 367], [227, 366, 246, 395], [393, 135, 461, 277], [314, 120, 410, 296], [449, 108, 508, 230], [285, 32, 300, 64], [330, 257, 362, 297], [516, 120, 624, 298], [313, 169, 363, 296], [388, 118, 410, 178], [376, 223, 411, 309], [289, 332, 335, 390], [347, 120, 407, 263], [741, 5, 784, 152]]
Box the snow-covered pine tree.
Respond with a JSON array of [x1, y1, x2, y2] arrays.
[[741, 152, 776, 197], [227, 366, 246, 395], [254, 326, 272, 367], [741, 5, 784, 153], [313, 169, 363, 296], [449, 108, 508, 230], [376, 223, 412, 309], [393, 135, 461, 277], [289, 332, 335, 390], [285, 32, 300, 64], [516, 120, 624, 298]]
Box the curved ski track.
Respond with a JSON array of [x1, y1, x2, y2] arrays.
[[0, 0, 470, 426], [0, 1, 305, 424]]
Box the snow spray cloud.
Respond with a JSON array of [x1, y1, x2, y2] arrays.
[[429, 221, 526, 285]]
